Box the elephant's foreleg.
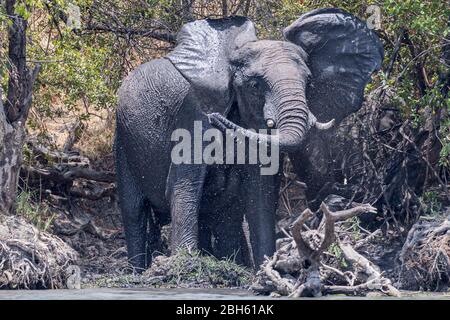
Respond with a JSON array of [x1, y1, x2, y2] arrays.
[[167, 164, 207, 253], [210, 200, 246, 264], [198, 217, 213, 254], [243, 169, 280, 267], [212, 222, 245, 264]]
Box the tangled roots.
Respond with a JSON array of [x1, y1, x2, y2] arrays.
[[399, 215, 450, 290], [0, 215, 78, 289]]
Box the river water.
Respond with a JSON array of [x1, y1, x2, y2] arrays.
[[0, 288, 449, 300]]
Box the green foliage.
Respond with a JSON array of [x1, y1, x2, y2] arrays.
[[384, 0, 448, 35], [328, 243, 348, 269], [16, 191, 55, 231], [30, 32, 118, 120], [420, 191, 444, 217], [347, 216, 363, 241], [252, 0, 378, 39]]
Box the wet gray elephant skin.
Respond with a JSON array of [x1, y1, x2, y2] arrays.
[[115, 8, 384, 271]]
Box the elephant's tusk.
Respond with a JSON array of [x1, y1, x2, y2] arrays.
[[315, 119, 335, 130], [266, 119, 275, 128]]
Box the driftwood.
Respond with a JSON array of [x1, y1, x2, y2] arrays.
[[324, 242, 400, 296], [20, 139, 116, 200], [253, 202, 401, 297]]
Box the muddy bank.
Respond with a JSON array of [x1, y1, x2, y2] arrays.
[[2, 141, 449, 296], [82, 251, 253, 290], [2, 187, 449, 297]]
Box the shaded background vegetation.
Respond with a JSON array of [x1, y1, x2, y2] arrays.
[[1, 0, 448, 160]]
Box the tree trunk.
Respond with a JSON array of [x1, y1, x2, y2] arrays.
[[180, 0, 194, 22], [222, 0, 228, 16], [0, 0, 39, 215], [0, 107, 26, 214]]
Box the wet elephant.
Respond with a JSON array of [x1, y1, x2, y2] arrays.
[[115, 8, 383, 271]]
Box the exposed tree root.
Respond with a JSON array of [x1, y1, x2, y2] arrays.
[[399, 215, 450, 290], [0, 215, 78, 289], [253, 203, 401, 297]]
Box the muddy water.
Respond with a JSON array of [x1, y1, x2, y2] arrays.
[[0, 288, 449, 300], [0, 288, 261, 300]]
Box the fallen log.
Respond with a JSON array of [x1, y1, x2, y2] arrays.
[[69, 184, 116, 200], [21, 165, 115, 184], [20, 138, 116, 200], [25, 139, 88, 165], [331, 242, 400, 296]]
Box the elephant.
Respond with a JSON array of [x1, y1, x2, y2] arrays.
[[115, 8, 384, 271]]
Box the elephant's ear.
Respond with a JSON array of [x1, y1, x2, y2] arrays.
[[284, 8, 383, 123], [167, 17, 257, 114]]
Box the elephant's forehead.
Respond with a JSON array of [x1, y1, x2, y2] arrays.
[[236, 40, 308, 71]]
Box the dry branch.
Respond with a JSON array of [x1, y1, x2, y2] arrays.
[[253, 202, 400, 297], [63, 120, 83, 152], [21, 139, 116, 200], [21, 165, 115, 184], [69, 184, 116, 201], [337, 242, 400, 296], [26, 139, 89, 165]]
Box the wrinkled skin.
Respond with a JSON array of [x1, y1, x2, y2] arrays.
[[115, 9, 383, 271]]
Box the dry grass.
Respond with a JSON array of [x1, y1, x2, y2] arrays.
[[75, 114, 115, 163], [88, 250, 253, 289], [399, 216, 450, 290], [28, 104, 115, 167]]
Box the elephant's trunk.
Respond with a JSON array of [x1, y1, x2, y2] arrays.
[[270, 79, 311, 151], [272, 81, 334, 150]]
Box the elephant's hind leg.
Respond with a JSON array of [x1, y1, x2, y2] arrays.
[[116, 145, 149, 271], [118, 185, 148, 271]]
